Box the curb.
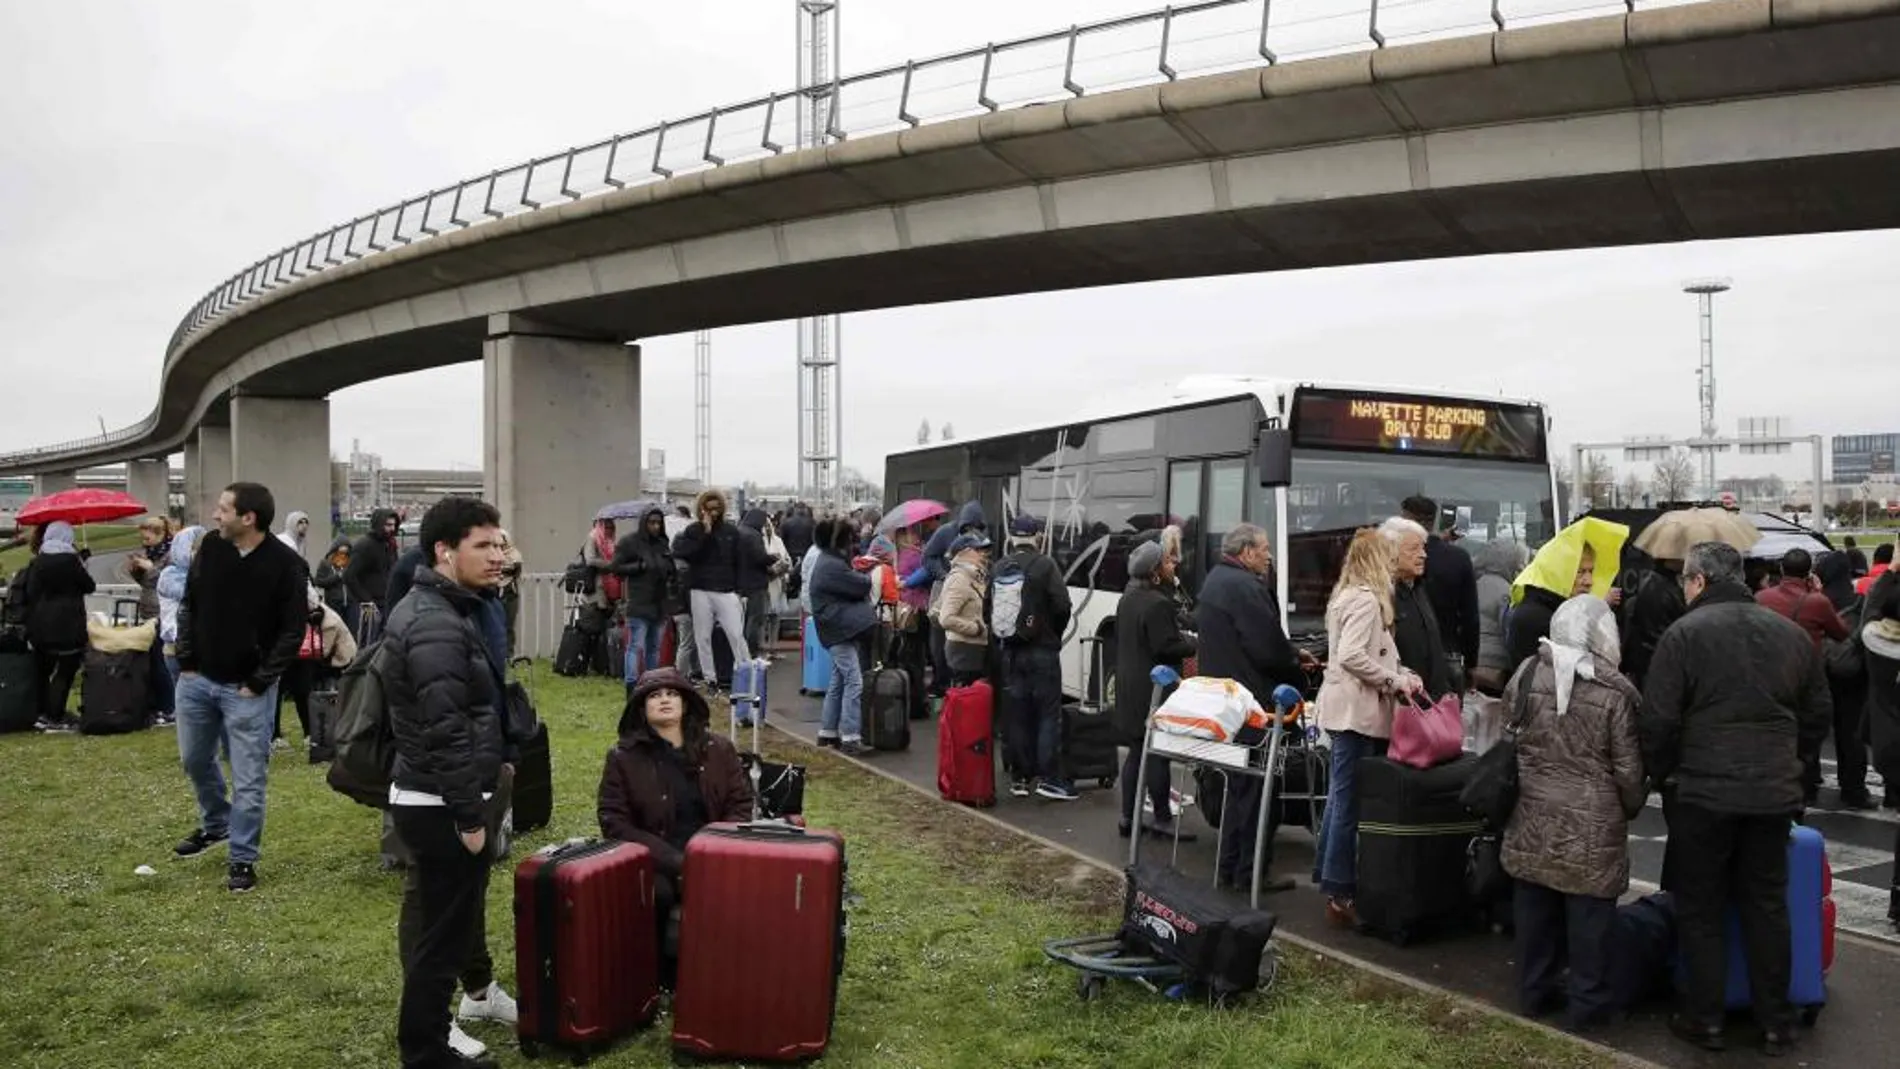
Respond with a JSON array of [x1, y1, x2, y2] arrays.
[[762, 720, 1668, 1069]]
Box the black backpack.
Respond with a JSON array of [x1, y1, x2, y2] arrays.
[[326, 640, 395, 809]]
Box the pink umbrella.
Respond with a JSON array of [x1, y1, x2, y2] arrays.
[[875, 499, 949, 534]]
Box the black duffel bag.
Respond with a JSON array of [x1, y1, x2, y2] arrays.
[[1120, 862, 1278, 1000]]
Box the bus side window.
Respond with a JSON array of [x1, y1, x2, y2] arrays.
[[1168, 462, 1203, 588], [1205, 458, 1246, 574]]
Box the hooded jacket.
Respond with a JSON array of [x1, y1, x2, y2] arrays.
[[384, 567, 509, 831], [735, 509, 778, 596], [1112, 577, 1196, 747], [18, 523, 96, 653], [345, 509, 398, 609], [779, 507, 815, 566], [1639, 579, 1832, 816], [312, 535, 351, 615], [672, 490, 744, 594], [277, 511, 310, 559], [1617, 564, 1687, 689], [910, 501, 986, 593], [157, 526, 204, 646], [597, 669, 754, 876], [1472, 540, 1525, 675], [613, 508, 676, 621], [810, 546, 877, 648]]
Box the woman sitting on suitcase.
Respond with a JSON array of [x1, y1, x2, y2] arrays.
[[598, 667, 756, 980], [1500, 594, 1645, 1032]]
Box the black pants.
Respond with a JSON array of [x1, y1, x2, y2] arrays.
[[1120, 749, 1172, 828], [928, 620, 951, 698], [1514, 880, 1617, 1027], [36, 649, 81, 724], [1807, 673, 1869, 798], [393, 806, 494, 1068], [1001, 645, 1062, 782], [1669, 803, 1795, 1032], [1217, 776, 1280, 883], [275, 660, 319, 741]]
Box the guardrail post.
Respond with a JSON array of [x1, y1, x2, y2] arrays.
[[482, 171, 507, 221], [1491, 0, 1505, 31], [977, 44, 999, 111], [1370, 0, 1386, 48], [1159, 7, 1178, 81], [1063, 25, 1084, 97], [651, 122, 673, 178], [762, 96, 785, 153], [1259, 0, 1278, 65], [703, 109, 726, 165], [559, 147, 582, 200], [521, 159, 544, 211], [897, 62, 920, 127]]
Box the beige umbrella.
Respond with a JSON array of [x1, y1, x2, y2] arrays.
[[1632, 508, 1762, 561]]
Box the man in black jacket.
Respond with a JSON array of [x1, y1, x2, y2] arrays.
[[345, 508, 399, 637], [171, 483, 309, 894], [385, 496, 516, 1069], [1196, 523, 1310, 892], [1640, 541, 1831, 1057], [997, 515, 1074, 801], [613, 506, 676, 686], [736, 508, 781, 658], [1403, 496, 1477, 689], [672, 489, 751, 688]]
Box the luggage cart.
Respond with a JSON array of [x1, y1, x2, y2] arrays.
[[1044, 666, 1290, 1003]]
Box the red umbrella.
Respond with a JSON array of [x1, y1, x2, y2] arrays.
[[18, 488, 149, 527]]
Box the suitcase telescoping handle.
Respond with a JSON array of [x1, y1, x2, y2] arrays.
[[508, 655, 537, 699], [734, 820, 808, 837]]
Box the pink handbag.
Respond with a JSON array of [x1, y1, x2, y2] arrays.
[[1389, 692, 1464, 770]]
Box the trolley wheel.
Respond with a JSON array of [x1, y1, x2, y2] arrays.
[[519, 1039, 541, 1060], [1077, 973, 1107, 1002], [571, 1046, 592, 1067], [1799, 1005, 1822, 1027], [1098, 778, 1115, 790]]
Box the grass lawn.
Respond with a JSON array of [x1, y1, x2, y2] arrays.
[[0, 668, 1612, 1069], [0, 525, 145, 577]]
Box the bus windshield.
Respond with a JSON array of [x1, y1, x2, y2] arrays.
[[1282, 451, 1555, 635]]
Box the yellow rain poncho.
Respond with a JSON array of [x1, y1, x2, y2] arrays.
[[1511, 516, 1630, 605]]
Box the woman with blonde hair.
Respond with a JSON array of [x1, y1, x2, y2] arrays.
[[1311, 528, 1424, 928]]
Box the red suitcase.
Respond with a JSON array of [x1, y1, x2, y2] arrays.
[[938, 679, 996, 807], [672, 822, 846, 1062], [513, 840, 660, 1062]]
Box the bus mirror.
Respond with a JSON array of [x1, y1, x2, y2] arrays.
[[1255, 429, 1291, 488]]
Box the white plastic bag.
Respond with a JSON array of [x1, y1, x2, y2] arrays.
[[1152, 676, 1267, 744], [1464, 690, 1504, 755]]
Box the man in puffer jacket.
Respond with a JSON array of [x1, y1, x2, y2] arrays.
[[672, 489, 751, 689], [383, 497, 520, 1069]]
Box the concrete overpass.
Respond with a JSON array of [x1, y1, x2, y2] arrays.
[[7, 0, 1900, 569]]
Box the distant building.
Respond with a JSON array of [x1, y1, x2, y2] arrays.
[[1833, 432, 1898, 482]]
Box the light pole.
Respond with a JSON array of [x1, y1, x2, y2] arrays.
[[1684, 278, 1731, 499]]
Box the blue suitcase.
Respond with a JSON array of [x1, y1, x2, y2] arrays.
[[731, 657, 769, 728], [1674, 825, 1833, 1024], [800, 616, 832, 697]]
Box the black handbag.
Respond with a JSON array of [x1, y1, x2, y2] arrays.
[[1459, 661, 1537, 828]]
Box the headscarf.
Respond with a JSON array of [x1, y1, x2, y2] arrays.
[[157, 526, 205, 645], [142, 520, 174, 565], [1540, 595, 1619, 717], [593, 520, 623, 602], [39, 522, 77, 556], [1471, 539, 1528, 582], [1512, 517, 1628, 604], [277, 510, 309, 556]]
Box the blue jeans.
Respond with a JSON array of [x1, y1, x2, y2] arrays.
[[622, 617, 666, 684], [1002, 645, 1063, 782], [1312, 730, 1388, 898], [820, 641, 863, 742], [175, 674, 278, 865]]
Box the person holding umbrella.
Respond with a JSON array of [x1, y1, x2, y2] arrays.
[[15, 522, 96, 732]]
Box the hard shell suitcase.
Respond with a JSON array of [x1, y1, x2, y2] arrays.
[[514, 840, 661, 1062], [79, 647, 150, 735], [938, 680, 996, 808], [1354, 754, 1482, 945], [800, 615, 833, 696], [731, 656, 770, 727], [672, 823, 846, 1063], [1060, 704, 1118, 789], [1674, 825, 1835, 1024], [512, 721, 554, 833], [0, 644, 38, 733], [862, 666, 911, 752]]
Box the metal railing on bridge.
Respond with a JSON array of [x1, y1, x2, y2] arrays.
[[0, 0, 1681, 469]]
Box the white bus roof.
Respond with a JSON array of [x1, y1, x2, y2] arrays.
[[889, 376, 1547, 457]]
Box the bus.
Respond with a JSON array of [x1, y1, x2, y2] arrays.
[[883, 377, 1559, 702]]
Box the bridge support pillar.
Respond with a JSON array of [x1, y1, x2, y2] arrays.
[[127, 459, 172, 521], [186, 425, 232, 528], [33, 470, 78, 498], [483, 314, 641, 576], [232, 395, 331, 565]]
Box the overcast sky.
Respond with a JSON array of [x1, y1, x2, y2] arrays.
[[2, 0, 1893, 490]]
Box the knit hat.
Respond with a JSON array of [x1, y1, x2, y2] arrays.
[[1128, 540, 1165, 580]]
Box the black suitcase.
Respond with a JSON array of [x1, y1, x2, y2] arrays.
[[307, 689, 339, 764], [513, 721, 554, 832], [1060, 705, 1119, 789], [555, 621, 592, 677], [862, 665, 911, 751], [1354, 754, 1482, 946], [0, 642, 38, 733], [79, 648, 149, 735]]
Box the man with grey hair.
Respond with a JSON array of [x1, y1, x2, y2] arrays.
[[1641, 541, 1830, 1057], [1380, 516, 1453, 699], [1195, 522, 1309, 892]]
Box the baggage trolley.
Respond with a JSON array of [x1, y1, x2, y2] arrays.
[[1044, 666, 1290, 1004]]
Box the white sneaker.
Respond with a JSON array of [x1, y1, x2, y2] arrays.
[[447, 1023, 487, 1059], [457, 981, 519, 1026]]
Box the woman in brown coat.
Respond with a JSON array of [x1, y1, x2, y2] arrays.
[[1500, 594, 1645, 1031], [1311, 529, 1423, 928], [598, 666, 755, 893]]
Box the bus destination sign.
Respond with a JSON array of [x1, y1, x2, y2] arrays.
[[1291, 390, 1544, 461]]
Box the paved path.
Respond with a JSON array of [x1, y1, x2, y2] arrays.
[[754, 662, 1900, 1069]]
